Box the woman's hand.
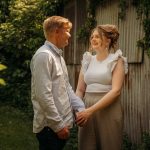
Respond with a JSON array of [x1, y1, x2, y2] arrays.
[[76, 108, 93, 126]]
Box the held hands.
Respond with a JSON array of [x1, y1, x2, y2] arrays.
[[57, 126, 70, 140], [75, 108, 93, 127], [57, 108, 93, 139]]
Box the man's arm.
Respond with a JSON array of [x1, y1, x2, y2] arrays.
[[67, 82, 85, 112], [60, 56, 85, 112]]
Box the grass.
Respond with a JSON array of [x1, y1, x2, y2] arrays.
[[0, 105, 38, 150], [1, 105, 149, 150], [0, 104, 78, 150]]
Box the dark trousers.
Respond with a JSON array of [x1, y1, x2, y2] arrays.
[[36, 127, 67, 150]]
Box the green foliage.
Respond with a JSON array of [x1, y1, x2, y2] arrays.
[[0, 104, 78, 150], [122, 133, 150, 150], [0, 0, 11, 23], [0, 0, 62, 110], [118, 0, 128, 20], [77, 0, 106, 43], [64, 127, 78, 150], [140, 132, 150, 150], [0, 64, 7, 71], [77, 15, 96, 43], [122, 133, 137, 150], [0, 64, 7, 86], [0, 0, 41, 109], [0, 105, 38, 150], [77, 0, 150, 56], [0, 102, 150, 150], [132, 0, 150, 56], [119, 0, 150, 56]]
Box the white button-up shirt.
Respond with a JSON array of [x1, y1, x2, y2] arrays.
[[30, 41, 85, 133]]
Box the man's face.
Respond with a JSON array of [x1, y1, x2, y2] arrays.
[[56, 27, 71, 49]]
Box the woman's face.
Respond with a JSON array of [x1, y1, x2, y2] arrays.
[[90, 30, 102, 51], [90, 29, 109, 51]]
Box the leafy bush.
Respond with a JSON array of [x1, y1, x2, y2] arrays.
[[0, 64, 7, 85], [0, 105, 38, 150], [64, 127, 78, 150], [0, 0, 62, 112], [122, 132, 150, 150]]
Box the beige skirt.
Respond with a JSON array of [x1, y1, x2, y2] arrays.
[[78, 92, 123, 150]]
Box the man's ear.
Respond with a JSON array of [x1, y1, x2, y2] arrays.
[[51, 29, 59, 40], [55, 28, 61, 34]]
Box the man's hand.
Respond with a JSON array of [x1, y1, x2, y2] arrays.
[[56, 126, 70, 139]]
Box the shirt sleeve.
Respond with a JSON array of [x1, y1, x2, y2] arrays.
[[32, 52, 65, 132], [59, 56, 85, 112], [67, 82, 85, 112]]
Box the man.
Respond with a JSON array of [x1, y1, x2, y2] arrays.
[[30, 16, 85, 150]]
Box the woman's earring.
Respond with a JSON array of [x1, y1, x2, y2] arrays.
[[105, 47, 108, 51]]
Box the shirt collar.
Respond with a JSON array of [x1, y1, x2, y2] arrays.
[[45, 40, 63, 56]]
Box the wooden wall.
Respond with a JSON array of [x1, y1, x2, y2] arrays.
[[64, 0, 87, 88], [64, 0, 150, 143]]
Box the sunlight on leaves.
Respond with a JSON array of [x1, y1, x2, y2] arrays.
[[0, 78, 6, 85], [0, 64, 7, 71]]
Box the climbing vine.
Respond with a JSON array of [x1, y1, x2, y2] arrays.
[[77, 0, 150, 56], [77, 0, 106, 43], [119, 0, 150, 56], [132, 0, 150, 56], [118, 0, 128, 20]]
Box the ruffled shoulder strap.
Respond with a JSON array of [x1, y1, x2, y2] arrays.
[[108, 49, 128, 74], [81, 51, 92, 74]]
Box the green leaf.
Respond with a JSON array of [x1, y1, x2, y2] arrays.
[[0, 64, 7, 71], [0, 78, 6, 86]]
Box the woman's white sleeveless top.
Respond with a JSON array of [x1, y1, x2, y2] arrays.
[[81, 49, 128, 93]]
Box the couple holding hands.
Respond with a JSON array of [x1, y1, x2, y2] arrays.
[[30, 16, 127, 150]]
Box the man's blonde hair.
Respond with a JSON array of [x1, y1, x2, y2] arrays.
[[43, 16, 72, 39]]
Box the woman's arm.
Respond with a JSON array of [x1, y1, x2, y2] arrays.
[[76, 58, 125, 124], [76, 70, 87, 99]]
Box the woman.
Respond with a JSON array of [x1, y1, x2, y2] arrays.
[[76, 24, 128, 150]]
